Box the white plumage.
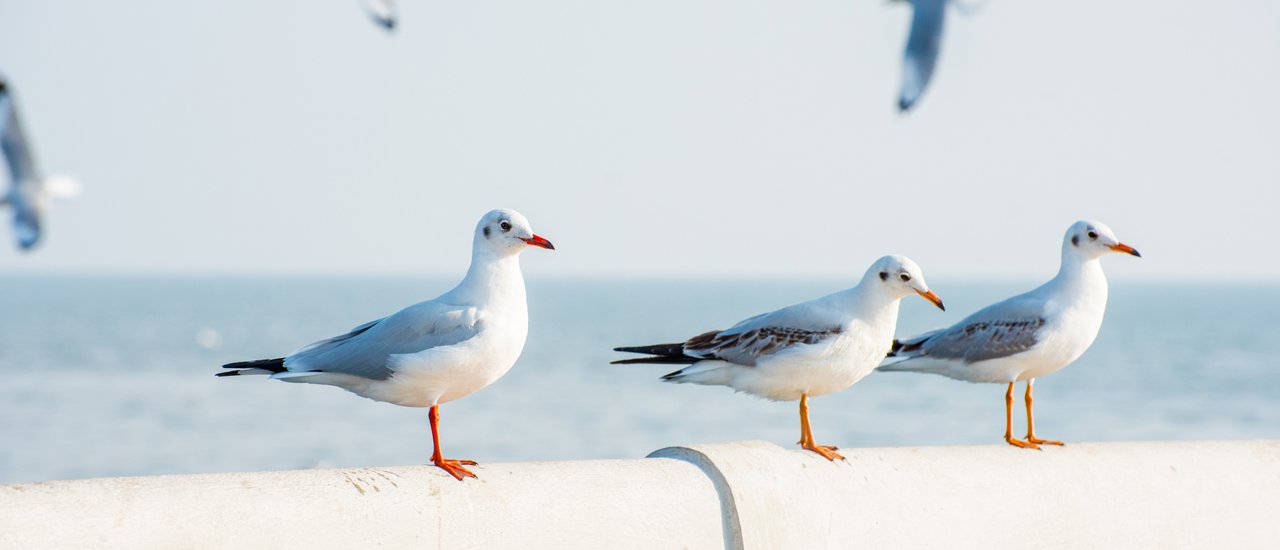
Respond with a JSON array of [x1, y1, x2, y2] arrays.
[[880, 220, 1141, 448], [615, 255, 945, 460], [220, 208, 554, 479]]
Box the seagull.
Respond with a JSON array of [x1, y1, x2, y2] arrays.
[[895, 0, 948, 112], [879, 220, 1140, 449], [613, 255, 944, 461], [360, 0, 397, 32], [218, 209, 554, 480], [1, 78, 80, 251]]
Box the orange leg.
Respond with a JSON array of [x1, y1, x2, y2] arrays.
[[1024, 380, 1064, 446], [798, 393, 845, 461], [1004, 383, 1039, 450], [429, 404, 477, 480]]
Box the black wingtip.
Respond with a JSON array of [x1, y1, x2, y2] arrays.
[[215, 371, 239, 377], [221, 357, 286, 373], [887, 339, 904, 357], [611, 356, 699, 365]]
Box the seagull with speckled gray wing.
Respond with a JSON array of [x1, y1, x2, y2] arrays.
[[614, 255, 945, 461], [879, 220, 1141, 449], [0, 77, 79, 252]]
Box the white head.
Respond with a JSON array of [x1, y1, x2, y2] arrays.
[[1062, 220, 1140, 261], [865, 254, 945, 311], [473, 208, 555, 257]]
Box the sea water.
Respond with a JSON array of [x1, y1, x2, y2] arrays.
[[1, 275, 1277, 483]]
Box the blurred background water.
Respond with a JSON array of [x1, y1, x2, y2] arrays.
[[1, 274, 1277, 484]]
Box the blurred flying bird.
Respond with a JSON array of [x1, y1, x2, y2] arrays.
[[896, 0, 948, 112], [219, 209, 554, 481], [360, 0, 397, 32], [880, 221, 1141, 448], [0, 77, 80, 252]]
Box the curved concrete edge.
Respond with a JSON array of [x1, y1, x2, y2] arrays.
[[652, 439, 1280, 549], [647, 445, 745, 549], [0, 457, 724, 550]]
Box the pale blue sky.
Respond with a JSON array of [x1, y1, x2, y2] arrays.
[[1, 0, 1277, 280]]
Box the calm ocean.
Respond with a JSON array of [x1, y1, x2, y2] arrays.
[[1, 275, 1277, 484]]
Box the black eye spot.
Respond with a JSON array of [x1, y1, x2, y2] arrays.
[[1071, 235, 1079, 246], [500, 220, 512, 232], [1087, 231, 1098, 240], [879, 271, 888, 281], [483, 227, 491, 238], [900, 273, 911, 282]]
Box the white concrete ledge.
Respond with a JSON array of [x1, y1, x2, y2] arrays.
[[2, 440, 1278, 549]]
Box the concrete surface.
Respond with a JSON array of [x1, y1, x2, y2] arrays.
[[2, 440, 1278, 549], [0, 457, 723, 550], [652, 439, 1280, 549]]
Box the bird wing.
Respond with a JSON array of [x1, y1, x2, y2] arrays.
[[1, 92, 43, 250], [683, 325, 844, 367], [285, 300, 482, 380], [683, 301, 846, 366], [899, 0, 948, 111], [899, 295, 1048, 363], [0, 92, 39, 187]]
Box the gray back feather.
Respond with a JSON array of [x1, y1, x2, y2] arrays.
[[286, 302, 482, 380], [903, 295, 1047, 363], [683, 298, 847, 366]]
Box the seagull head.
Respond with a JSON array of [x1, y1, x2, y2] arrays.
[[474, 208, 554, 256], [1063, 220, 1140, 260], [868, 255, 945, 311]]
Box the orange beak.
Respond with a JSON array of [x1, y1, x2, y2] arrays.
[[520, 234, 555, 250], [916, 289, 945, 311], [1107, 242, 1141, 257]]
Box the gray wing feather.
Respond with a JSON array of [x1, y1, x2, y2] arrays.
[[902, 296, 1048, 363], [685, 326, 843, 367], [899, 0, 948, 111], [285, 302, 481, 380], [685, 295, 848, 366], [920, 317, 1045, 363]]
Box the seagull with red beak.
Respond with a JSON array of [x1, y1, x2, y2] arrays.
[[219, 209, 553, 480], [881, 220, 1140, 449], [614, 255, 944, 461]]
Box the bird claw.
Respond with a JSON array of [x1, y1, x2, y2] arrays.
[[1027, 436, 1064, 446], [802, 442, 846, 461], [432, 458, 479, 480], [1005, 436, 1041, 450]]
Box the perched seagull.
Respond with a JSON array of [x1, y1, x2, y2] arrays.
[[0, 78, 80, 251], [218, 209, 554, 480], [360, 0, 397, 32], [880, 220, 1140, 449], [613, 255, 944, 461], [895, 0, 948, 112]]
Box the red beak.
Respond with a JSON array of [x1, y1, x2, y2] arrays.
[[520, 234, 555, 250]]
